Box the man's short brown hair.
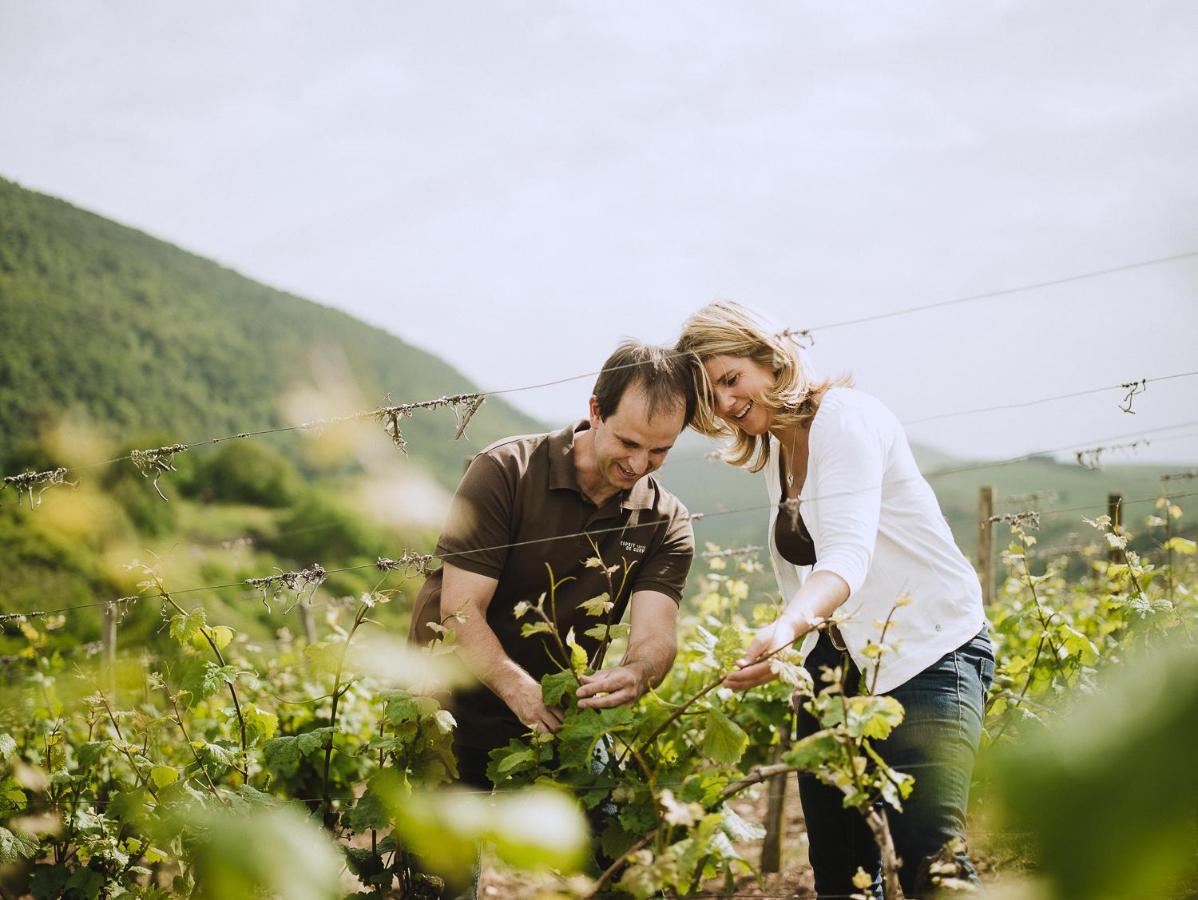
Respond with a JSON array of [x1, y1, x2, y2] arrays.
[[592, 341, 696, 425]]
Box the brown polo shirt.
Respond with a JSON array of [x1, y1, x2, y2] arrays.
[[409, 421, 694, 753]]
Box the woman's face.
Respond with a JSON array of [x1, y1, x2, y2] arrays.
[[701, 354, 777, 436]]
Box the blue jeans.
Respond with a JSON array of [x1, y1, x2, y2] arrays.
[[796, 627, 994, 899]]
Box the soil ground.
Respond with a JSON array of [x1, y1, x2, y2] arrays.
[[478, 776, 1020, 899]]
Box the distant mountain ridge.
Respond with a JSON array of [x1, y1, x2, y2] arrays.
[[0, 176, 541, 485]]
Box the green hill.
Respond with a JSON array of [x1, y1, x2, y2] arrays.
[[0, 175, 543, 651], [0, 176, 540, 484]]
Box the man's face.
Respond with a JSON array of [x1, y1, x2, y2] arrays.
[[587, 384, 685, 494]]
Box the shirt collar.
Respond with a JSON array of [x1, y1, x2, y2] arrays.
[[547, 421, 585, 492], [547, 420, 656, 511]]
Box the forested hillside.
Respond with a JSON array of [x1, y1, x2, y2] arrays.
[[0, 176, 540, 486]]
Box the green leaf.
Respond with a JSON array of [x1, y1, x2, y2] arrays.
[[0, 778, 26, 814], [0, 826, 38, 864], [347, 769, 408, 832], [600, 818, 637, 861], [721, 803, 765, 842], [555, 707, 633, 771], [569, 640, 588, 675], [497, 750, 534, 774], [1163, 536, 1196, 556], [29, 865, 69, 900], [617, 848, 680, 898], [197, 741, 237, 769], [169, 607, 207, 645], [520, 621, 553, 638], [193, 624, 234, 651], [244, 706, 279, 744], [189, 662, 240, 700], [143, 844, 170, 864], [851, 695, 905, 740], [713, 624, 746, 670], [150, 765, 179, 788], [107, 788, 151, 829], [384, 692, 424, 725], [541, 670, 577, 708], [486, 739, 538, 785], [65, 867, 105, 897], [76, 740, 109, 768], [303, 640, 345, 676], [821, 695, 906, 740], [343, 845, 385, 880], [585, 622, 630, 642], [782, 729, 840, 770], [263, 728, 333, 776], [578, 593, 613, 617], [1059, 626, 1100, 666], [701, 709, 749, 765]]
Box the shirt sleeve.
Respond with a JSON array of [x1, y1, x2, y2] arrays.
[[629, 503, 695, 605], [808, 405, 887, 596], [434, 452, 513, 579]]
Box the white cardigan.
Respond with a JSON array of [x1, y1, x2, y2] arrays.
[[766, 388, 986, 694]]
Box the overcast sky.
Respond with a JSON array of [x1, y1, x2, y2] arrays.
[[3, 1, 1197, 466]]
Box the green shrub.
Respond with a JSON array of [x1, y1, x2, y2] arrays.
[[193, 441, 300, 507]]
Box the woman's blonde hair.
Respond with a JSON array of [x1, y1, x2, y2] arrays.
[[674, 300, 850, 472]]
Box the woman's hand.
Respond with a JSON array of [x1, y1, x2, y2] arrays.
[[722, 613, 811, 691]]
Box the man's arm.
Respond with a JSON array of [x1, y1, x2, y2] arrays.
[[441, 562, 565, 733], [576, 590, 678, 709]]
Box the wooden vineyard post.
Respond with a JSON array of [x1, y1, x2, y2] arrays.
[[1108, 493, 1123, 564], [977, 485, 995, 606], [101, 601, 118, 698], [298, 602, 317, 644], [760, 735, 791, 873]]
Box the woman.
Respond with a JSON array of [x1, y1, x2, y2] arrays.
[[675, 301, 993, 898]]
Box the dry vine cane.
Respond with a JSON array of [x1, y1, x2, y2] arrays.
[[128, 442, 190, 502], [1075, 439, 1148, 471], [1118, 378, 1147, 414], [374, 392, 485, 453], [376, 551, 436, 579], [245, 564, 327, 613], [1, 467, 75, 509]]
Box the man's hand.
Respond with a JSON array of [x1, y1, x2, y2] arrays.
[[507, 677, 565, 734], [576, 663, 648, 709]]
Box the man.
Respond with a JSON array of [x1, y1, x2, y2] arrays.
[[409, 341, 696, 787]]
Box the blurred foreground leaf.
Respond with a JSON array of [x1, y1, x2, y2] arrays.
[[988, 635, 1198, 899], [390, 785, 588, 887], [186, 803, 341, 900]]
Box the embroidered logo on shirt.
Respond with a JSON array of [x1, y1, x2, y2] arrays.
[[620, 540, 647, 555]]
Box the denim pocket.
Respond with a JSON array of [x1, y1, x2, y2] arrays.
[[977, 656, 995, 694], [960, 629, 995, 694]]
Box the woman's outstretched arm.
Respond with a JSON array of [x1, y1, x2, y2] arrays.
[[723, 570, 850, 690]]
